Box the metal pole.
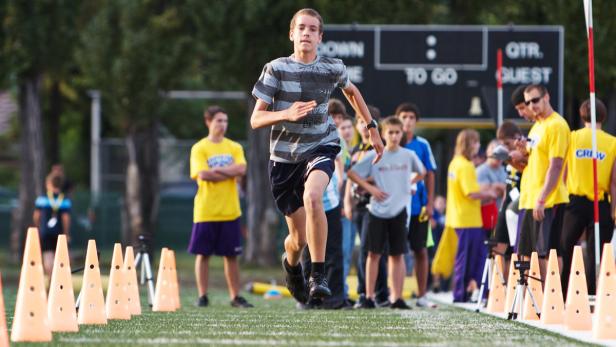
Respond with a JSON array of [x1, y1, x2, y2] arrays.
[[496, 49, 503, 128], [583, 0, 601, 279], [88, 90, 102, 203]]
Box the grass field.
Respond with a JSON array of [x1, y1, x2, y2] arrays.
[[1, 254, 598, 346]]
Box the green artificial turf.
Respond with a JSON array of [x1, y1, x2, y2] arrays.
[[3, 286, 598, 347]]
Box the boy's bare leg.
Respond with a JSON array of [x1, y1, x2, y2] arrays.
[[389, 254, 406, 302], [366, 252, 381, 299], [223, 256, 240, 299], [284, 209, 307, 266], [303, 170, 330, 262], [414, 249, 428, 297], [43, 251, 54, 277], [195, 255, 209, 297]]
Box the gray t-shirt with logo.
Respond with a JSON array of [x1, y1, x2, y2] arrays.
[[351, 148, 426, 218], [252, 55, 349, 163]]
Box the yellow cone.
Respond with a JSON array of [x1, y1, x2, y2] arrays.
[[48, 234, 78, 332], [564, 246, 591, 330], [11, 227, 52, 342], [124, 246, 141, 315], [0, 273, 9, 347], [78, 240, 107, 325], [504, 253, 519, 314], [486, 255, 506, 313], [540, 249, 564, 325], [153, 248, 175, 312], [522, 252, 543, 320], [593, 243, 616, 339], [106, 243, 130, 320]]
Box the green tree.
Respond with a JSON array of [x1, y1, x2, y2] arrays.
[[76, 0, 198, 247], [1, 1, 83, 260]]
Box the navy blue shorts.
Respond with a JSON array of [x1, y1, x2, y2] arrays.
[[187, 218, 242, 257], [268, 145, 339, 216]]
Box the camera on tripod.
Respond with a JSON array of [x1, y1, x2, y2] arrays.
[[513, 260, 531, 272]]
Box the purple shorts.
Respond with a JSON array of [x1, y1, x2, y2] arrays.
[[187, 218, 242, 256]]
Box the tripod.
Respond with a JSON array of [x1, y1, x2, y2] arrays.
[[475, 241, 506, 312], [133, 235, 156, 307], [507, 259, 542, 320]]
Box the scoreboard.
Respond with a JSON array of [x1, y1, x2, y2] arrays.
[[319, 25, 564, 125]]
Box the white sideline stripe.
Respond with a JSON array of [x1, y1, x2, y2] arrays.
[[58, 337, 419, 346], [428, 292, 616, 347]]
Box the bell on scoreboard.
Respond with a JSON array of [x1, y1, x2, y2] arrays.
[[468, 96, 483, 116]]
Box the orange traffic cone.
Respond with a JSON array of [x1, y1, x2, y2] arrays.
[[593, 243, 616, 339], [124, 246, 141, 316], [48, 234, 78, 332], [486, 255, 506, 313], [169, 250, 181, 310], [504, 253, 519, 314], [522, 252, 543, 320], [78, 240, 107, 325], [153, 248, 175, 312], [540, 249, 564, 325], [106, 243, 130, 320], [564, 245, 591, 330], [0, 273, 9, 347], [11, 227, 52, 342]]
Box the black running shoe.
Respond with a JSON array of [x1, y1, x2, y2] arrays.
[[308, 273, 331, 299], [355, 297, 376, 309], [281, 253, 309, 303], [230, 296, 254, 308], [196, 294, 209, 307], [390, 298, 412, 310], [376, 299, 392, 308]]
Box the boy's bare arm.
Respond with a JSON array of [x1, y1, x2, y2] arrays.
[[347, 169, 388, 202], [215, 164, 247, 178], [198, 170, 228, 182], [62, 213, 70, 241], [33, 209, 40, 226], [341, 83, 384, 162], [343, 179, 354, 219], [250, 99, 316, 129]]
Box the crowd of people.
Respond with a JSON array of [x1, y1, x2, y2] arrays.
[[34, 8, 616, 312]]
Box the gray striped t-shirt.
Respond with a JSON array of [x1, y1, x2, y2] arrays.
[[252, 55, 350, 163]]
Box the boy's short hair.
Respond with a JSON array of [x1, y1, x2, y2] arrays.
[[340, 114, 353, 123], [580, 98, 607, 123], [46, 173, 64, 190], [367, 105, 381, 120], [380, 116, 403, 130], [204, 105, 226, 122], [496, 121, 522, 140], [290, 8, 323, 33], [510, 85, 528, 106], [328, 98, 347, 117], [394, 102, 421, 121]]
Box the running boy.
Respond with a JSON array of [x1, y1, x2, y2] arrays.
[[251, 8, 384, 302], [188, 105, 253, 308], [347, 116, 425, 309]]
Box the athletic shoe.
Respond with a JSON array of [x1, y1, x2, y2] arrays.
[[196, 294, 209, 307], [376, 299, 391, 308], [355, 297, 376, 309], [390, 299, 412, 310], [308, 273, 331, 299], [353, 294, 367, 309], [230, 296, 254, 308], [281, 253, 309, 303], [416, 296, 437, 308]]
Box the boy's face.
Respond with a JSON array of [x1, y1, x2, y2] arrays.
[[500, 135, 521, 151], [398, 111, 417, 134], [355, 118, 369, 140], [524, 89, 549, 119], [206, 112, 228, 136], [382, 124, 403, 148], [289, 15, 322, 54], [515, 103, 534, 122], [337, 119, 354, 143]]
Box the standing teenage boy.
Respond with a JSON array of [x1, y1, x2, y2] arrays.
[[348, 116, 425, 309], [251, 8, 384, 302], [396, 102, 437, 308], [188, 106, 253, 308]]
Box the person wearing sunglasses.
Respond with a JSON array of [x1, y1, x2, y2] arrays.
[[517, 84, 570, 278]]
